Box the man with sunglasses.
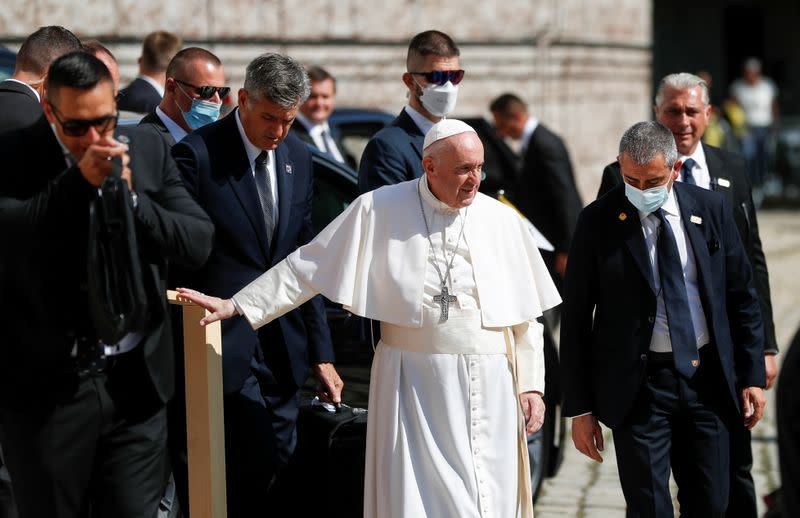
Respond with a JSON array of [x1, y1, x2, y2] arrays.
[[140, 47, 227, 145], [0, 51, 214, 518], [358, 29, 464, 193], [0, 26, 81, 518], [172, 53, 341, 517]]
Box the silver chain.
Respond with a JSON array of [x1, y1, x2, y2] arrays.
[[417, 178, 468, 289]]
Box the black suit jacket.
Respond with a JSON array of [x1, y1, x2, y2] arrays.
[[0, 80, 42, 136], [513, 124, 583, 254], [118, 77, 162, 114], [0, 125, 214, 409], [597, 143, 777, 353], [560, 183, 765, 429], [138, 110, 177, 147], [172, 110, 335, 395], [358, 109, 425, 193]]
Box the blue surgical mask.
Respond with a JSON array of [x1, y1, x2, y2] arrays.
[[624, 181, 670, 213], [181, 98, 221, 130]]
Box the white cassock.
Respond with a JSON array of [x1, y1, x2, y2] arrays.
[[234, 176, 561, 518]]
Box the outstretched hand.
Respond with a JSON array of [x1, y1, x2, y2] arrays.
[[176, 288, 238, 326]]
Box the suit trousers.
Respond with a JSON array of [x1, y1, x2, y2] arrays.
[[613, 345, 732, 518], [0, 369, 167, 518], [223, 352, 300, 518]]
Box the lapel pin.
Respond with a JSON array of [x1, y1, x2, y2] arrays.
[[717, 178, 731, 188], [285, 164, 293, 175], [618, 212, 627, 221], [691, 359, 700, 367], [690, 215, 702, 225]]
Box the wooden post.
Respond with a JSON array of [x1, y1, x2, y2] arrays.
[[167, 290, 227, 518]]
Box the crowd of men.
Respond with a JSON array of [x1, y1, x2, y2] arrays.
[[0, 23, 792, 518]]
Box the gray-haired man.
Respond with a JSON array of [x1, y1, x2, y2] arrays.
[[562, 121, 765, 517], [171, 53, 342, 517]]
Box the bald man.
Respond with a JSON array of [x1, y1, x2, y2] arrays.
[[139, 47, 227, 145]]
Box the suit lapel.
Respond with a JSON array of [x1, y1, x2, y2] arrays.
[[617, 195, 656, 294], [608, 189, 656, 295], [703, 144, 734, 206], [674, 184, 715, 312], [273, 143, 295, 263], [222, 115, 271, 260]]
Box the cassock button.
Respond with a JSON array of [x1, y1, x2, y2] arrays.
[[648, 316, 655, 323], [640, 354, 647, 361]]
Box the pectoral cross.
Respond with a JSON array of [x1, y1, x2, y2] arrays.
[[433, 285, 457, 323]]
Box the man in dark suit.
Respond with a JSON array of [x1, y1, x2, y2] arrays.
[[172, 53, 342, 517], [490, 92, 583, 281], [597, 73, 778, 518], [291, 65, 355, 168], [358, 30, 463, 193], [139, 47, 227, 146], [562, 121, 766, 517], [118, 31, 182, 114], [0, 26, 81, 136], [0, 51, 213, 518], [138, 45, 227, 517], [0, 26, 81, 518]]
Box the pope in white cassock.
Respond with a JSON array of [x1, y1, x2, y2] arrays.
[[177, 119, 561, 518]]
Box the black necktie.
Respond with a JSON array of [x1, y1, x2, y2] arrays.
[[681, 158, 696, 185], [254, 151, 276, 244], [654, 209, 699, 378]]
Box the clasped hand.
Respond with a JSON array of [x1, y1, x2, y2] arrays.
[[78, 136, 132, 191]]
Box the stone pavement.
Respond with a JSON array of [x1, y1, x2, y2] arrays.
[[536, 210, 800, 517]]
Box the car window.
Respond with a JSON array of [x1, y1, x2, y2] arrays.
[[336, 121, 388, 169], [311, 155, 359, 234]]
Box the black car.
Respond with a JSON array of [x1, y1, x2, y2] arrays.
[[307, 140, 565, 503]]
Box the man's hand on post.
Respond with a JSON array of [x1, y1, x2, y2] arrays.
[[765, 353, 778, 390], [741, 386, 766, 429], [572, 414, 604, 463], [175, 288, 238, 326], [77, 136, 130, 188], [520, 391, 545, 435], [313, 362, 343, 405]]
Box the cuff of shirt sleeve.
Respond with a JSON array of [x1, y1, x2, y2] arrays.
[[231, 296, 244, 316]]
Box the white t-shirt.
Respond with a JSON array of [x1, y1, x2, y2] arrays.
[[730, 78, 777, 127]]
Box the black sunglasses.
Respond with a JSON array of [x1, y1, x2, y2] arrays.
[[409, 69, 465, 86], [50, 105, 118, 137], [175, 79, 231, 100]]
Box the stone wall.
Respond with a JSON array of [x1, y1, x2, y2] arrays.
[[0, 0, 653, 200]]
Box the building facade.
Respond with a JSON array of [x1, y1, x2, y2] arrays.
[[0, 0, 653, 200]]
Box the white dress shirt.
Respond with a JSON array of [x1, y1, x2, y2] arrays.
[[155, 106, 188, 143], [520, 117, 540, 154], [139, 75, 165, 97], [679, 143, 711, 190], [295, 113, 345, 163], [235, 109, 278, 206], [404, 104, 435, 136], [638, 188, 709, 353]]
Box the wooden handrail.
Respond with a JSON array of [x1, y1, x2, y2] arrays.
[[166, 290, 227, 518]]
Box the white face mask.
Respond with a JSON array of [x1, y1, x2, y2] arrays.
[[417, 80, 459, 118]]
